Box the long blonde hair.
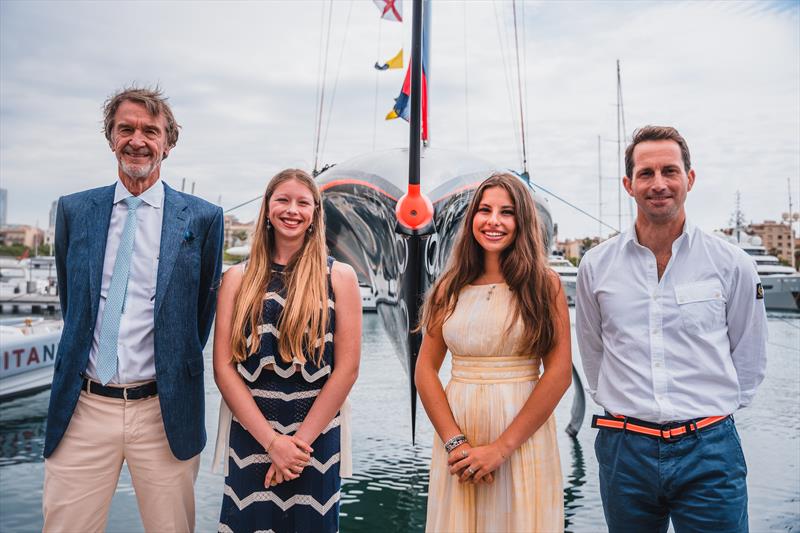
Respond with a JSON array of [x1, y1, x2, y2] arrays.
[[419, 173, 558, 356], [230, 169, 330, 366]]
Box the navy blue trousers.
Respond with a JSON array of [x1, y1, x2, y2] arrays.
[[595, 417, 748, 533]]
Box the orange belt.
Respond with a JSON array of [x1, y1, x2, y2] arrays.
[[592, 413, 729, 442]]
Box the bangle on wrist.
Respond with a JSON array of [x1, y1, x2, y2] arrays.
[[444, 434, 467, 453], [266, 433, 278, 453]]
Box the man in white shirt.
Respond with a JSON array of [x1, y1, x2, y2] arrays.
[[576, 125, 767, 532], [43, 87, 223, 532]]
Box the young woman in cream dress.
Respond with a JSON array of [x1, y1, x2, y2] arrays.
[[415, 173, 572, 532]]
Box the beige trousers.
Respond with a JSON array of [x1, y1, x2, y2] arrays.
[[42, 388, 200, 533]]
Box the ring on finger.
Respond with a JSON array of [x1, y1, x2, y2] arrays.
[[467, 467, 476, 475], [461, 450, 468, 458]]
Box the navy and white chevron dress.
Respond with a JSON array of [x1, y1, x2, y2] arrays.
[[219, 258, 340, 533]]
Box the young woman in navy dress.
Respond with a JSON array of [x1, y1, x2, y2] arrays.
[[214, 168, 361, 533]]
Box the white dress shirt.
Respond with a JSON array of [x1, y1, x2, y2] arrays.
[[86, 180, 163, 384], [576, 220, 767, 424]]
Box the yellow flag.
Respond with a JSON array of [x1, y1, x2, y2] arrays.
[[385, 49, 403, 69], [375, 49, 403, 71]]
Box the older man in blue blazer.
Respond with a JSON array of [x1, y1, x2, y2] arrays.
[[42, 87, 224, 532]]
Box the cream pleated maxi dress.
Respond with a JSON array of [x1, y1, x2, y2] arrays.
[[425, 283, 563, 533]]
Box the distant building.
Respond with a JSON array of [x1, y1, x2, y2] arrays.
[[557, 236, 604, 261], [0, 224, 45, 248], [49, 200, 58, 229], [0, 188, 7, 227], [44, 227, 56, 250], [223, 214, 255, 249], [747, 220, 799, 264]]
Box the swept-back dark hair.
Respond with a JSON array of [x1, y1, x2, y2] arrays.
[[625, 125, 691, 178]]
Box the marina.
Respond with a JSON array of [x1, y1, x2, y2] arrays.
[[0, 317, 60, 401], [732, 235, 800, 312], [0, 310, 797, 532], [0, 1, 798, 531]]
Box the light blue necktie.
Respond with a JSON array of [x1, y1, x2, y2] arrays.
[[96, 196, 143, 385]]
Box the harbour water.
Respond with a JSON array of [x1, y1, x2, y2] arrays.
[[0, 310, 798, 532]]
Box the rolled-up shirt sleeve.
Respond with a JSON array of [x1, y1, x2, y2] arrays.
[[726, 256, 768, 408], [576, 258, 604, 400]]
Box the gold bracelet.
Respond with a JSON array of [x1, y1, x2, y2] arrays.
[[266, 433, 278, 452]]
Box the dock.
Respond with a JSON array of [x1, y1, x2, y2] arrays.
[[0, 294, 60, 315]]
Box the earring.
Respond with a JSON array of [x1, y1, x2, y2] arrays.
[[266, 218, 272, 229], [307, 224, 314, 234]]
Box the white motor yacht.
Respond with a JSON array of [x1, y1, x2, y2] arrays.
[[715, 233, 800, 312], [548, 255, 578, 306], [0, 317, 62, 401]]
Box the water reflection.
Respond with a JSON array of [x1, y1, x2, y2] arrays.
[[0, 312, 796, 532], [339, 433, 596, 533], [563, 437, 587, 532], [0, 389, 48, 466], [341, 439, 430, 532]]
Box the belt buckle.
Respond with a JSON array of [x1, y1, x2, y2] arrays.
[[660, 422, 680, 442], [661, 421, 694, 442], [660, 425, 676, 442], [123, 386, 130, 401]]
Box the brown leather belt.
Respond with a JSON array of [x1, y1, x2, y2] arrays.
[[82, 378, 158, 400], [592, 413, 729, 442]]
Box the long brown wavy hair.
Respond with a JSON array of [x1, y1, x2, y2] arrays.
[[230, 169, 330, 366], [420, 172, 558, 356]]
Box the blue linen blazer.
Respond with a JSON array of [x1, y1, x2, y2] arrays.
[[44, 181, 224, 460]]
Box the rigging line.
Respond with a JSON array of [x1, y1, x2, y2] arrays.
[[463, 0, 470, 151], [492, 2, 522, 168], [313, 0, 335, 174], [768, 338, 800, 348], [511, 0, 527, 174], [768, 316, 800, 331], [520, 0, 531, 173], [224, 195, 262, 214], [320, 0, 354, 162], [615, 59, 622, 233], [528, 181, 619, 233], [617, 60, 634, 224], [312, 4, 328, 166], [372, 16, 383, 152]]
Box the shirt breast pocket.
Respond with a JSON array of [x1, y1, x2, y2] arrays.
[[674, 280, 726, 335]]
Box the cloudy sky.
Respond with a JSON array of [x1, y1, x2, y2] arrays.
[[1, 0, 798, 240]]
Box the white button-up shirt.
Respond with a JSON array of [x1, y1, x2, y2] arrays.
[[86, 179, 163, 384], [576, 220, 767, 424]]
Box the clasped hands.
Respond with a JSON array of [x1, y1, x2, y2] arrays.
[[447, 441, 507, 484], [264, 434, 313, 488]]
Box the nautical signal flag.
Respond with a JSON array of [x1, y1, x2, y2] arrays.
[[385, 60, 428, 141], [375, 49, 404, 71], [373, 0, 402, 22]]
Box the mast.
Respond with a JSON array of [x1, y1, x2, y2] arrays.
[[395, 0, 435, 443], [788, 177, 796, 269], [616, 59, 622, 232], [511, 0, 527, 175], [598, 135, 602, 237], [730, 190, 747, 243]]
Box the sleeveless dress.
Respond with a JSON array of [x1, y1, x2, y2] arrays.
[[218, 257, 341, 533], [425, 283, 564, 533]]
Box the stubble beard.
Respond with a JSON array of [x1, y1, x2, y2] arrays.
[[119, 154, 161, 181]]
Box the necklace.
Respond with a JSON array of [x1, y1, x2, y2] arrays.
[[486, 284, 497, 301]]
